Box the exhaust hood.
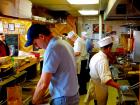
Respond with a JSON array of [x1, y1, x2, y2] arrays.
[[104, 0, 140, 20]]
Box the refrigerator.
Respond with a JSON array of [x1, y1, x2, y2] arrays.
[[132, 31, 140, 63]]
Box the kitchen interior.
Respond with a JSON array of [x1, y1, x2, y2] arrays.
[[0, 0, 140, 105]]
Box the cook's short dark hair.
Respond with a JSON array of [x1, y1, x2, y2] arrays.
[[0, 33, 3, 35], [62, 33, 68, 36]]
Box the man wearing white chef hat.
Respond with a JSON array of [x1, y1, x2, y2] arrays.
[[98, 36, 113, 47], [87, 36, 129, 105], [67, 30, 88, 95], [67, 30, 75, 38]]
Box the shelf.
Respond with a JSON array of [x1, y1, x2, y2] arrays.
[[0, 14, 55, 26]]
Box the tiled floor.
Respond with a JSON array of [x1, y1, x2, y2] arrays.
[[79, 86, 118, 105]]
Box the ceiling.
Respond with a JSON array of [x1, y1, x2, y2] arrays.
[[29, 0, 108, 17], [29, 0, 140, 20]]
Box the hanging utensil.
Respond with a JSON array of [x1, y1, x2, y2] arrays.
[[130, 82, 140, 89]]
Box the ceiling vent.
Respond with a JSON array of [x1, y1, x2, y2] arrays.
[[116, 4, 126, 14]]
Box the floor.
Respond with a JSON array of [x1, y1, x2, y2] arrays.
[[37, 64, 119, 105], [79, 86, 118, 105]]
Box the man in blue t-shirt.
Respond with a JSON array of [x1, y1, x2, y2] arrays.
[[25, 24, 79, 105]]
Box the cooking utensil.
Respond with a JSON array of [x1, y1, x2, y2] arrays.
[[130, 82, 140, 89]]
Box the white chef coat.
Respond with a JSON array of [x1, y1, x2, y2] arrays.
[[74, 37, 87, 74], [89, 50, 112, 105], [89, 51, 112, 84]]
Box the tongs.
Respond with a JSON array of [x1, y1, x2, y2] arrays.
[[130, 82, 140, 90]]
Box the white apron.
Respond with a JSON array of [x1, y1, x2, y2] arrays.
[[93, 80, 108, 105], [84, 79, 108, 105], [76, 60, 81, 74]]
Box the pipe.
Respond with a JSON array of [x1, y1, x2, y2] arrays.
[[106, 16, 140, 20]]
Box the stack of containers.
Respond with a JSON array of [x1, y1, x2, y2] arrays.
[[17, 0, 32, 18], [0, 0, 32, 18], [0, 0, 18, 17]]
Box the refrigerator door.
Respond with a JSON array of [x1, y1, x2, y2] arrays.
[[132, 31, 140, 62]]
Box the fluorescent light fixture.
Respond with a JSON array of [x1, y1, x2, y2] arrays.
[[79, 10, 98, 15], [67, 0, 99, 4]]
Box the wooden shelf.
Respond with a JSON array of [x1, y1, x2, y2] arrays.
[[0, 14, 55, 26]]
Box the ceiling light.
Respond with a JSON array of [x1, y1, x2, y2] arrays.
[[67, 0, 99, 4], [79, 10, 98, 15]]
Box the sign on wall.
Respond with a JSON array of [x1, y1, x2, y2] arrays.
[[5, 34, 19, 56]]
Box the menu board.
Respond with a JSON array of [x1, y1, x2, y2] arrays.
[[5, 34, 19, 56], [5, 34, 18, 46]]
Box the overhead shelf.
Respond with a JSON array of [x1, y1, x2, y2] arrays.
[[0, 14, 55, 27]]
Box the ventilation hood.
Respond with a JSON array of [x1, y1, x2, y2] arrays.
[[104, 0, 140, 20]]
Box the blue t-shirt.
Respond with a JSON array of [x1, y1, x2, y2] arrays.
[[42, 37, 79, 99]]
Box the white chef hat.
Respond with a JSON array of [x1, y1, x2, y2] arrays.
[[98, 36, 113, 47], [81, 31, 87, 37], [67, 30, 75, 38]]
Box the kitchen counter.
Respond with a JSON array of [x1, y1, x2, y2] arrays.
[[21, 77, 50, 105], [0, 57, 48, 105], [110, 64, 140, 105], [117, 80, 139, 105]]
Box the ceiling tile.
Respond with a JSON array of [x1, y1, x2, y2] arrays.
[[30, 0, 100, 16]]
